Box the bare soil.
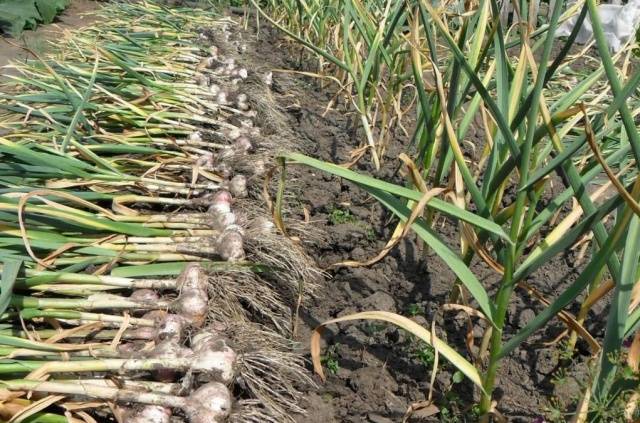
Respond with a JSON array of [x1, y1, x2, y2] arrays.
[[0, 0, 100, 73], [238, 20, 600, 423]]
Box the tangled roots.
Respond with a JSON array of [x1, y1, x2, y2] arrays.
[[237, 204, 323, 293], [229, 400, 280, 423], [243, 74, 291, 139], [227, 323, 315, 421], [206, 269, 290, 333]]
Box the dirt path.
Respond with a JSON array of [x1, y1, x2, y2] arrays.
[[0, 0, 99, 73]]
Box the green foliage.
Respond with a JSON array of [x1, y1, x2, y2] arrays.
[[551, 368, 568, 387], [328, 206, 357, 225], [452, 370, 464, 384], [542, 352, 640, 422], [0, 1, 320, 421], [414, 341, 436, 368], [545, 397, 567, 423], [0, 0, 70, 36], [274, 0, 640, 418], [0, 260, 21, 316], [321, 344, 341, 375], [0, 0, 41, 36], [362, 321, 385, 336], [34, 0, 71, 24], [364, 226, 376, 241], [406, 303, 423, 317], [438, 391, 481, 423], [328, 205, 376, 240]]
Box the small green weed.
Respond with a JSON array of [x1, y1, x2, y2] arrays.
[[406, 303, 423, 317], [364, 226, 376, 241], [452, 370, 465, 384], [551, 368, 568, 386], [321, 344, 340, 375], [545, 397, 566, 423], [439, 406, 460, 423], [438, 391, 479, 423], [414, 341, 436, 368], [328, 205, 377, 242], [362, 322, 385, 337], [557, 339, 574, 361], [324, 356, 339, 374], [328, 206, 357, 225], [543, 352, 640, 422]]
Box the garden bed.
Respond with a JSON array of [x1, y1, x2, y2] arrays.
[[0, 1, 639, 422], [233, 14, 636, 423], [0, 2, 318, 422]]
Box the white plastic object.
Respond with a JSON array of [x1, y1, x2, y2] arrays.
[[556, 0, 640, 52]]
